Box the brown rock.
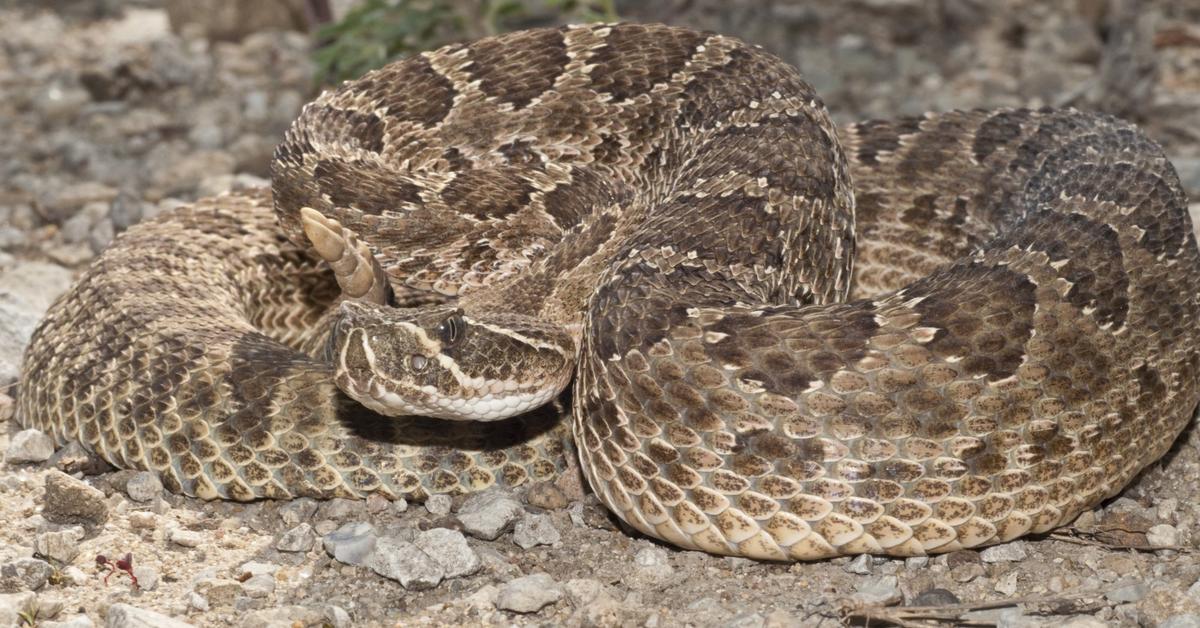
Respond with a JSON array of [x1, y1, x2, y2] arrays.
[[43, 470, 109, 526]]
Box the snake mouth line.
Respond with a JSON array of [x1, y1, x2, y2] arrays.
[[334, 320, 571, 422]]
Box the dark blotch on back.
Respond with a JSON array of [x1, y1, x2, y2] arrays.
[[908, 263, 1037, 381], [441, 168, 535, 220], [851, 116, 923, 166], [467, 27, 569, 108], [314, 159, 423, 215], [360, 55, 456, 127], [995, 210, 1129, 329], [972, 110, 1027, 162], [589, 24, 707, 103]]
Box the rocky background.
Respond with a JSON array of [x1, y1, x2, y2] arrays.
[[1, 1, 1199, 626]]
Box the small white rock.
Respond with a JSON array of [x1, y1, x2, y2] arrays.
[[105, 603, 195, 627], [322, 522, 378, 566], [414, 528, 480, 579], [851, 575, 902, 606], [1147, 524, 1180, 548], [168, 528, 204, 548], [496, 573, 562, 613], [458, 491, 523, 541], [5, 429, 55, 463], [241, 573, 276, 598], [512, 512, 561, 549], [366, 536, 444, 590], [324, 605, 352, 628], [188, 592, 209, 611], [124, 472, 163, 502], [425, 494, 452, 516], [980, 541, 1029, 563], [131, 565, 159, 591], [127, 511, 158, 529], [276, 523, 317, 553]]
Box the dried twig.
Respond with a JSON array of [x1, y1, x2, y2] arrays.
[[839, 592, 1109, 627]]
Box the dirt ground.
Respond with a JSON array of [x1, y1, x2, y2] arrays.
[[3, 1, 1200, 626]]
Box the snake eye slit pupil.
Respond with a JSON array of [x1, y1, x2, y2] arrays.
[[438, 313, 465, 345]]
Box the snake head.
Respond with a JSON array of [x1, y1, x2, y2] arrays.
[[328, 300, 576, 421]]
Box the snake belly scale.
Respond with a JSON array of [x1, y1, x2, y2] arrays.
[[18, 23, 1200, 560]]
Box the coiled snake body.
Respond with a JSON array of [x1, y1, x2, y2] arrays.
[[19, 24, 1200, 559]]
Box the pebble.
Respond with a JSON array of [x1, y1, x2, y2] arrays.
[[239, 605, 325, 628], [241, 574, 276, 598], [844, 553, 873, 574], [43, 470, 109, 526], [195, 577, 241, 608], [4, 429, 56, 463], [35, 527, 85, 563], [49, 441, 111, 476], [994, 570, 1020, 597], [152, 150, 236, 196], [962, 607, 1027, 626], [366, 536, 444, 591], [0, 592, 38, 627], [564, 578, 607, 607], [319, 498, 359, 520], [188, 592, 209, 612], [980, 541, 1029, 563], [525, 481, 569, 510], [1106, 579, 1149, 603], [60, 201, 107, 244], [238, 562, 278, 577], [38, 182, 117, 224], [950, 562, 985, 583], [851, 575, 903, 606], [496, 573, 563, 613], [728, 612, 766, 628], [108, 190, 143, 231], [365, 493, 390, 513], [393, 497, 409, 514], [168, 528, 205, 548], [128, 511, 158, 529], [278, 498, 318, 526], [322, 522, 378, 566], [414, 528, 481, 579], [512, 512, 562, 549], [324, 605, 352, 628], [61, 567, 88, 586], [910, 588, 961, 606], [106, 603, 196, 628], [1188, 578, 1200, 602], [42, 615, 95, 628], [131, 565, 159, 591], [1161, 615, 1200, 628], [1147, 524, 1180, 548], [123, 471, 163, 502], [276, 523, 317, 552], [579, 594, 623, 626], [633, 546, 675, 580], [1, 557, 54, 590], [458, 490, 524, 541], [462, 584, 500, 612], [425, 493, 452, 516]]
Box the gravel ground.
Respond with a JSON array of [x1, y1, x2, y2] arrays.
[[3, 2, 1200, 626]]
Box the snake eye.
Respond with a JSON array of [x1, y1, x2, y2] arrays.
[[437, 313, 465, 345], [409, 355, 428, 372]]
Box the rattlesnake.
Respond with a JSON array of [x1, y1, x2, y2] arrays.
[[18, 23, 1200, 560]]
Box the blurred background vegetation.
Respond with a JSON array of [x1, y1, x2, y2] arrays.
[[313, 0, 618, 84]]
